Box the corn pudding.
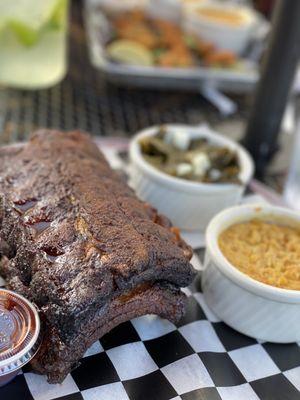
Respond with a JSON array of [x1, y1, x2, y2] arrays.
[[218, 219, 300, 290]]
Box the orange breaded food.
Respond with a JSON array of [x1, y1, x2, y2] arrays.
[[115, 25, 158, 49], [219, 219, 300, 291], [152, 19, 183, 47], [108, 10, 238, 69], [157, 46, 194, 67], [113, 13, 159, 49], [194, 38, 215, 57], [203, 50, 237, 67]]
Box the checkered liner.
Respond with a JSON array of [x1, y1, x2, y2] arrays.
[[1, 140, 300, 400]]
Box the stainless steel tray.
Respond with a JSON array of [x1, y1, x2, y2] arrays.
[[84, 0, 264, 93]]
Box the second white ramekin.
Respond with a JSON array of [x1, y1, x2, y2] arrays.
[[203, 204, 300, 343]]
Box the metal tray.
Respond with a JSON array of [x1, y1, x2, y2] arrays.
[[84, 0, 266, 93]]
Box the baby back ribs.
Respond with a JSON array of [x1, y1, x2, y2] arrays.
[[0, 130, 195, 383]]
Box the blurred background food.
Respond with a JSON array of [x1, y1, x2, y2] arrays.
[[105, 9, 239, 69]]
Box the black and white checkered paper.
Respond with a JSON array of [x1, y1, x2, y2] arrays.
[[1, 139, 300, 400]]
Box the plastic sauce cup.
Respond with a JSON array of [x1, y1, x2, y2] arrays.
[[0, 289, 40, 386]]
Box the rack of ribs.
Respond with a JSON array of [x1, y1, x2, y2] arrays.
[[0, 130, 195, 383]]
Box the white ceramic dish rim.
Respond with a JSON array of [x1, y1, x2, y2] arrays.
[[184, 1, 259, 31], [130, 124, 254, 194], [206, 204, 300, 304]]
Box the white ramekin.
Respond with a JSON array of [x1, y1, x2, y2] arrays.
[[183, 1, 258, 54], [129, 124, 254, 231], [203, 204, 300, 343]]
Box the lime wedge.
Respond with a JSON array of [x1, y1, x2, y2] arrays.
[[49, 0, 68, 29], [0, 0, 67, 45], [107, 40, 154, 67], [8, 20, 39, 46]]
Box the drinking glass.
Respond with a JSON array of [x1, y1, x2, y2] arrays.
[[0, 0, 69, 89]]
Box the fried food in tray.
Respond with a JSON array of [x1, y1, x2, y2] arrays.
[[0, 130, 195, 383], [105, 9, 238, 68]]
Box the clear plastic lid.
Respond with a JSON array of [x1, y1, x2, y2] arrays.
[[0, 289, 40, 376]]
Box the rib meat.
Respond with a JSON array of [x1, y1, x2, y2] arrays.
[[0, 130, 195, 383]]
